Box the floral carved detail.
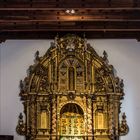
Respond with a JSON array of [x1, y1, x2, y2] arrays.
[[94, 72, 106, 92]]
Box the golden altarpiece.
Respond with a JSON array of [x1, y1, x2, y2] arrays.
[[16, 35, 129, 140]]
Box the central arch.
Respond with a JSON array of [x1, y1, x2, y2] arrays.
[[60, 103, 85, 140]]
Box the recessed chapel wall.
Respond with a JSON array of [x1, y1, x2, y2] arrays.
[[0, 39, 140, 140]]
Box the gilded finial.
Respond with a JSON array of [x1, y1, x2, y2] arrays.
[[103, 50, 108, 63], [35, 50, 40, 62], [19, 80, 24, 94], [16, 113, 26, 135], [119, 112, 129, 135]]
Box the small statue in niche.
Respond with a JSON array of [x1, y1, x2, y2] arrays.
[[97, 97, 104, 112]]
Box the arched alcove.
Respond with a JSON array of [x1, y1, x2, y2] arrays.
[[60, 103, 84, 139], [60, 103, 84, 115]]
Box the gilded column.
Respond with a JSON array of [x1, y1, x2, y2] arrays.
[[114, 96, 120, 140], [108, 95, 115, 140], [29, 95, 36, 140], [87, 96, 93, 140], [51, 95, 57, 140]]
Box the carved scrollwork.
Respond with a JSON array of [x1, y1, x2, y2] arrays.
[[19, 77, 30, 99], [39, 77, 49, 92], [67, 92, 76, 100], [115, 77, 124, 94], [94, 72, 106, 92], [28, 65, 35, 76], [35, 64, 47, 76]]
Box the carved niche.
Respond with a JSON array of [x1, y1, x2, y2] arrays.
[[16, 34, 129, 140]]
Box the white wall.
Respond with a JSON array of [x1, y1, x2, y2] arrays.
[[0, 39, 140, 140]]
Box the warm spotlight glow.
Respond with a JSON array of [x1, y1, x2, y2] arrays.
[[65, 9, 75, 14], [65, 9, 70, 14], [71, 9, 75, 14]]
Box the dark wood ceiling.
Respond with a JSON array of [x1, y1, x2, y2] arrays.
[[0, 0, 140, 40]]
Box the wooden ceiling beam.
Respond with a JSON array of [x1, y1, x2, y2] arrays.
[[0, 11, 139, 22], [0, 31, 139, 40], [0, 22, 139, 31], [0, 19, 140, 23], [0, 0, 139, 39], [0, 7, 140, 11], [1, 29, 140, 32], [0, 1, 140, 9]]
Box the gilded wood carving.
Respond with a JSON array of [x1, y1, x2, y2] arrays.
[[16, 34, 129, 140]]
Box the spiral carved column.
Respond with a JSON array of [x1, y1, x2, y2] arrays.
[[29, 96, 36, 140], [108, 96, 115, 140], [51, 96, 57, 140], [87, 97, 93, 140]]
